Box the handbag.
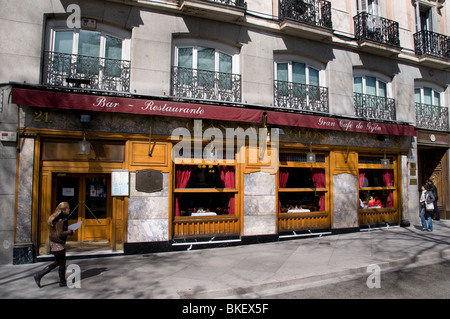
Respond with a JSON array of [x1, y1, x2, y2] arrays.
[[425, 195, 434, 211]]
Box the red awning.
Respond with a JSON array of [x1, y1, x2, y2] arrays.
[[266, 110, 416, 136], [12, 87, 416, 136], [11, 88, 264, 124]]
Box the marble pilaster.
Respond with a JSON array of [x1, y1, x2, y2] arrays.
[[243, 171, 276, 236], [127, 172, 170, 242]]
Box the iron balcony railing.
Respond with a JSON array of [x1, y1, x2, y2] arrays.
[[279, 0, 332, 30], [416, 103, 449, 131], [171, 66, 241, 102], [274, 80, 329, 113], [180, 0, 247, 9], [354, 93, 396, 121], [42, 51, 130, 92], [354, 12, 400, 47], [414, 30, 450, 60]]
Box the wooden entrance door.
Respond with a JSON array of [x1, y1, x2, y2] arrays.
[[54, 174, 111, 243]]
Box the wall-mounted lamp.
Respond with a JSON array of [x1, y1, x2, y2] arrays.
[[78, 133, 91, 155], [306, 142, 315, 163], [381, 150, 390, 168]]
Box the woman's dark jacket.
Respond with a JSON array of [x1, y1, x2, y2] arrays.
[[49, 214, 72, 244]]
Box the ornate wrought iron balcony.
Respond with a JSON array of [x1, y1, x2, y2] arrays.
[[42, 51, 130, 92], [274, 80, 329, 113], [279, 0, 332, 30], [354, 12, 400, 47], [171, 66, 241, 102], [414, 30, 450, 60], [354, 93, 396, 121], [416, 103, 449, 131]]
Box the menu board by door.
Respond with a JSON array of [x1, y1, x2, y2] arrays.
[[111, 170, 129, 196]]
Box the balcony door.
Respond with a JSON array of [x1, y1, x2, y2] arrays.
[[54, 173, 111, 245]]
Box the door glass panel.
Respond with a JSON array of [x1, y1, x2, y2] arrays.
[[292, 62, 306, 84], [378, 81, 386, 98], [414, 88, 421, 103], [423, 87, 432, 105], [354, 77, 363, 93], [197, 47, 215, 88], [54, 31, 73, 54], [54, 31, 73, 73], [105, 35, 123, 77], [84, 176, 108, 219], [366, 76, 376, 95], [309, 68, 319, 87], [77, 30, 101, 75], [55, 176, 79, 220]]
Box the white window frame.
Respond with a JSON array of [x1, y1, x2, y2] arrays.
[[415, 81, 445, 107], [173, 39, 240, 75], [414, 1, 435, 32], [353, 70, 392, 98], [273, 55, 326, 86], [357, 0, 380, 15], [45, 19, 131, 60]]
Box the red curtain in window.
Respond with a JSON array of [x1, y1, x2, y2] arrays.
[[279, 169, 290, 213], [310, 168, 326, 211], [218, 166, 235, 215], [383, 170, 394, 187], [175, 165, 191, 216], [359, 169, 366, 188], [383, 170, 394, 207]]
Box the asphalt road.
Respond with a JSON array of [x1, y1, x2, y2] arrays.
[[266, 261, 450, 299]]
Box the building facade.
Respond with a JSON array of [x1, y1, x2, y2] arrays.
[[0, 0, 448, 264]]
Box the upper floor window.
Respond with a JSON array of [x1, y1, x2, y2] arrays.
[[357, 0, 379, 15], [43, 20, 131, 92], [415, 86, 442, 107], [276, 62, 319, 87], [353, 75, 387, 98], [415, 82, 448, 131], [274, 58, 328, 112], [353, 71, 395, 120], [171, 41, 241, 102]]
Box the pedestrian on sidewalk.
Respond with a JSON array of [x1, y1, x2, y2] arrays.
[[427, 179, 440, 220], [420, 184, 435, 232], [33, 202, 75, 288]]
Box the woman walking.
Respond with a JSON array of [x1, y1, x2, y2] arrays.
[[34, 202, 75, 288], [419, 184, 435, 232]]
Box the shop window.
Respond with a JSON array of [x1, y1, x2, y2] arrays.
[[278, 152, 328, 213], [358, 155, 395, 209], [174, 164, 237, 217]]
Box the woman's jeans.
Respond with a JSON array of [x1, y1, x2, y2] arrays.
[[420, 207, 433, 231]]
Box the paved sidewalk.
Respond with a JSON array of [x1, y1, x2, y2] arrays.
[[1, 221, 449, 299]]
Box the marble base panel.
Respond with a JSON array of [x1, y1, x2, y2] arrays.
[[243, 172, 276, 236], [332, 173, 359, 229], [127, 219, 169, 242]]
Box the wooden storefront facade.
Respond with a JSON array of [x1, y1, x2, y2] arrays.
[[12, 86, 417, 261]]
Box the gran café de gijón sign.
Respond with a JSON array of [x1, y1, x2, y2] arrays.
[[11, 84, 415, 263]]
